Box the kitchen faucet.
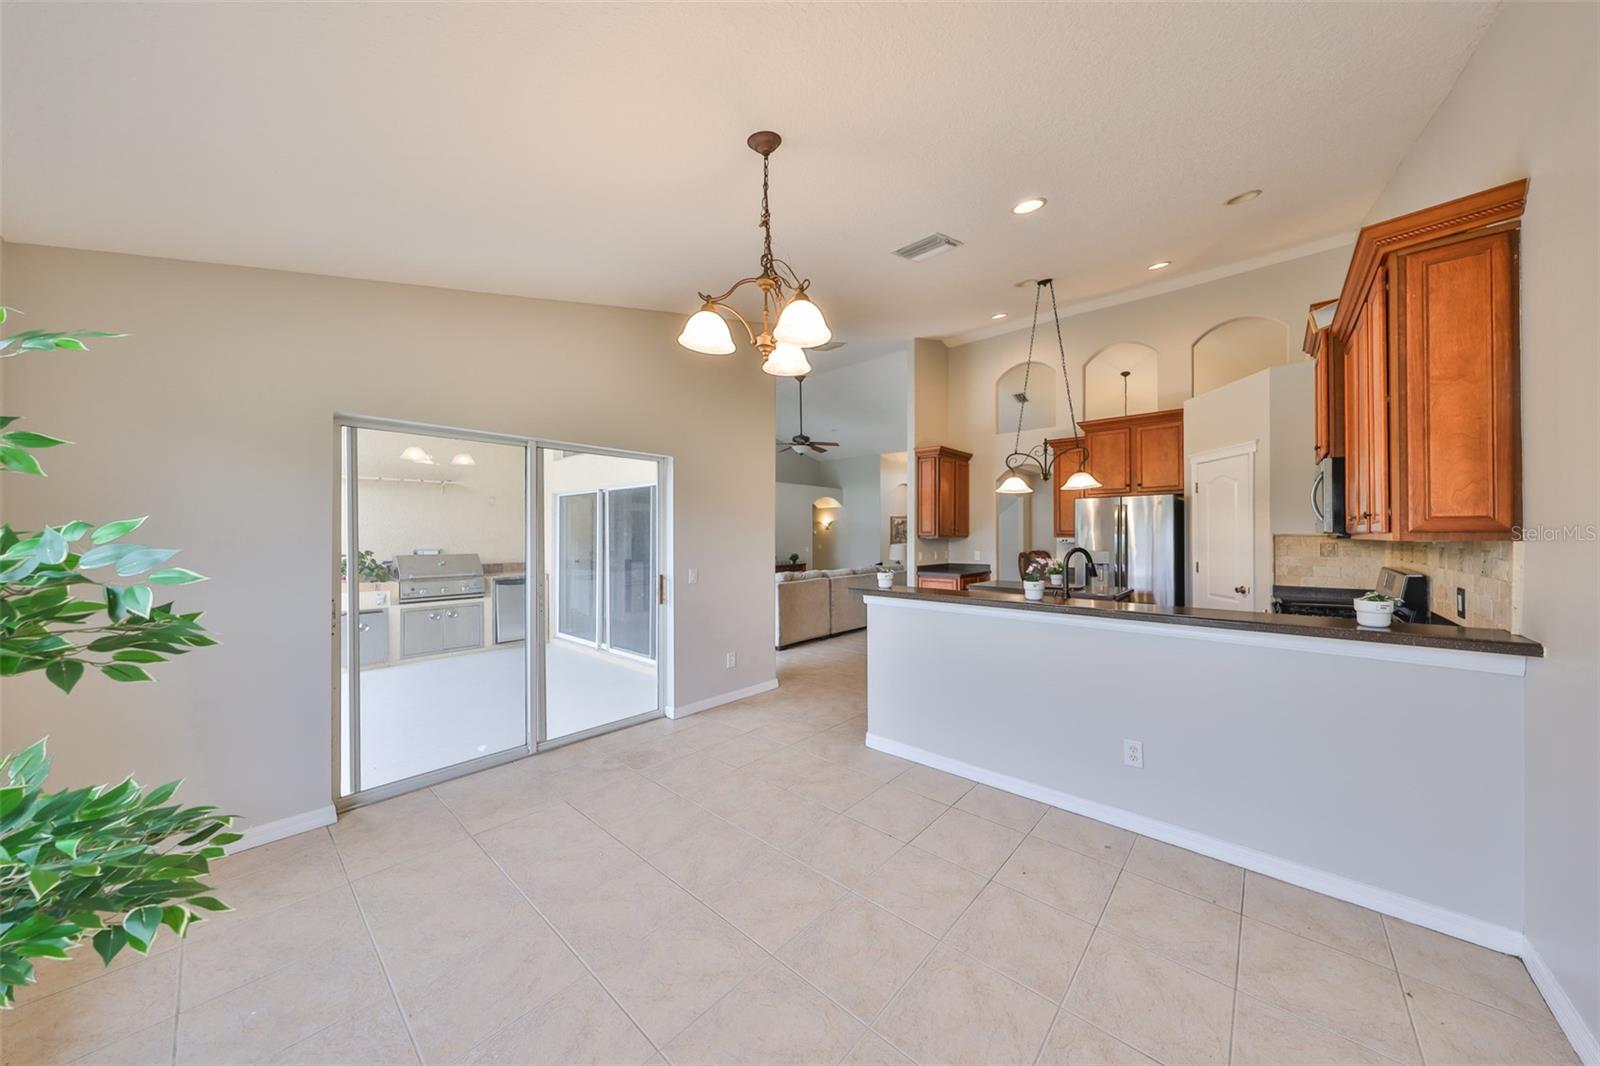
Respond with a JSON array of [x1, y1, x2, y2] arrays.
[[1063, 547, 1098, 587]]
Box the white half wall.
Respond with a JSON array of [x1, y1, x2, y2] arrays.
[[0, 244, 777, 832]]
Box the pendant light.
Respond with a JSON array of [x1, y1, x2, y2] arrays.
[[677, 131, 831, 375], [996, 278, 1101, 494]]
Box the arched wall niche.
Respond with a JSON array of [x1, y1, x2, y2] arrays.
[[1191, 316, 1291, 396], [995, 361, 1056, 434], [1083, 342, 1159, 421]]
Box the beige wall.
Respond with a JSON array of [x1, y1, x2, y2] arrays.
[[0, 244, 777, 831], [1363, 2, 1599, 1045], [942, 247, 1350, 569], [909, 339, 950, 570]]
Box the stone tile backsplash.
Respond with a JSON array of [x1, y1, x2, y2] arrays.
[[1273, 535, 1518, 631]]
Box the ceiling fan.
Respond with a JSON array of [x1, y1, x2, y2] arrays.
[[777, 376, 840, 455]]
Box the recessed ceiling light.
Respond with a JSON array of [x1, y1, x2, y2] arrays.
[[1148, 261, 1172, 271], [1012, 197, 1047, 215], [1225, 189, 1263, 205], [991, 313, 1008, 320]]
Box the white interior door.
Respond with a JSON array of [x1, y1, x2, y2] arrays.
[[1192, 447, 1255, 610]]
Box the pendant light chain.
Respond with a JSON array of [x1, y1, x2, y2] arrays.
[[1011, 282, 1045, 458], [759, 152, 775, 279], [1046, 280, 1081, 438]]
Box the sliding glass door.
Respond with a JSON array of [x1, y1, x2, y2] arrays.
[[541, 448, 662, 741]]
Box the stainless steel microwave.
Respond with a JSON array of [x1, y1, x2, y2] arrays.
[[1312, 456, 1347, 535]]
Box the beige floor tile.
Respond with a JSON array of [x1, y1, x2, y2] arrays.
[[330, 788, 469, 880], [860, 845, 988, 937], [798, 728, 910, 783], [841, 1030, 913, 1066], [748, 745, 837, 787], [1032, 809, 1136, 866], [12, 924, 178, 1008], [1244, 873, 1392, 968], [476, 801, 639, 909], [1063, 930, 1233, 1066], [703, 729, 786, 768], [74, 1018, 177, 1066], [187, 831, 348, 938], [946, 883, 1093, 1002], [205, 828, 331, 887], [787, 756, 888, 813], [587, 904, 766, 1046], [1384, 916, 1552, 1024], [875, 944, 1057, 1065], [662, 958, 863, 1065], [636, 747, 738, 793], [430, 757, 577, 834], [994, 837, 1120, 923], [1035, 1010, 1158, 1066], [540, 860, 699, 970], [3, 952, 179, 1066], [790, 814, 903, 890], [777, 895, 936, 1020], [845, 783, 947, 842], [272, 995, 419, 1065], [176, 943, 391, 1065], [955, 782, 1049, 832], [469, 973, 655, 1066], [1230, 993, 1401, 1066], [1403, 975, 1578, 1065], [702, 848, 845, 950], [911, 807, 1025, 877], [588, 788, 706, 857], [564, 771, 677, 827], [179, 883, 369, 1010], [645, 815, 776, 897], [1122, 836, 1244, 911], [1098, 872, 1240, 985], [892, 764, 975, 805], [1237, 918, 1419, 1065]]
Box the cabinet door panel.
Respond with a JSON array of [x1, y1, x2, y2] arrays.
[[1133, 420, 1183, 493], [1400, 232, 1517, 535], [1051, 438, 1082, 536], [443, 603, 484, 651], [1364, 275, 1390, 534], [400, 608, 444, 658], [1084, 427, 1131, 496], [937, 461, 958, 538], [916, 454, 938, 539], [1343, 322, 1367, 533]]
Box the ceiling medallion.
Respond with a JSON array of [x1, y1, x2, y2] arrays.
[[996, 279, 1102, 496], [677, 131, 832, 377]]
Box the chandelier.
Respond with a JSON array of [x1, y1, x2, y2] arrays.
[[996, 278, 1101, 494], [677, 131, 832, 377]]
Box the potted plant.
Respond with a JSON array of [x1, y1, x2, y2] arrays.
[[788, 552, 800, 566], [1046, 560, 1065, 588], [1354, 591, 1397, 629], [874, 564, 895, 589], [0, 311, 234, 1006], [1023, 561, 1047, 601]]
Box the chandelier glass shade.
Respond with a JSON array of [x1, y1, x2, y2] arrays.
[[677, 131, 831, 377], [997, 278, 1102, 494]]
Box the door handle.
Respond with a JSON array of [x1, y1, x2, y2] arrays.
[[1234, 585, 1249, 595], [658, 574, 666, 605]]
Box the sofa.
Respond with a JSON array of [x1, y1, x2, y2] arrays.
[[775, 566, 887, 648]]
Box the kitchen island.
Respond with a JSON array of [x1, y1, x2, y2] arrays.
[[852, 580, 1539, 953]]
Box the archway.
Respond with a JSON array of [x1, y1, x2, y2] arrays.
[[1083, 342, 1159, 421], [1191, 316, 1290, 396]]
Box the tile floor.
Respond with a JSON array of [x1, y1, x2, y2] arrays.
[[8, 631, 1576, 1065]]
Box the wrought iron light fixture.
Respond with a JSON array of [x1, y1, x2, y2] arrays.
[[996, 278, 1101, 495], [677, 131, 832, 377]]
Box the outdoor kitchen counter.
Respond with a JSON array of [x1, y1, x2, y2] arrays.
[[848, 579, 1543, 658]]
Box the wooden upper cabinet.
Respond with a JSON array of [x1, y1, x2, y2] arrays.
[[1076, 410, 1184, 498], [1398, 230, 1519, 537], [1329, 180, 1525, 541], [1305, 298, 1341, 461], [914, 446, 972, 539], [1046, 436, 1084, 536]]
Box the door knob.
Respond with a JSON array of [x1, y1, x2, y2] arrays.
[[1234, 585, 1248, 595]]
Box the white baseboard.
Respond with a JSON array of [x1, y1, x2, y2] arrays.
[[1523, 938, 1600, 1066], [229, 805, 337, 854], [866, 732, 1523, 954], [668, 678, 779, 719]]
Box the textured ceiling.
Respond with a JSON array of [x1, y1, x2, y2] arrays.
[[2, 2, 1497, 365]]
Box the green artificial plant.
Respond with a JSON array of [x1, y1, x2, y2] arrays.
[[0, 308, 234, 1006]]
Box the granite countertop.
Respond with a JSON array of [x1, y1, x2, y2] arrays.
[[914, 563, 994, 575], [848, 580, 1543, 657]]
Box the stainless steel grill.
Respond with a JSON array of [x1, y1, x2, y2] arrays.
[[394, 553, 485, 602]]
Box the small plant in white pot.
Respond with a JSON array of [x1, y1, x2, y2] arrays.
[[874, 564, 895, 589], [1022, 562, 1047, 601], [1046, 560, 1065, 588], [1354, 591, 1397, 629]]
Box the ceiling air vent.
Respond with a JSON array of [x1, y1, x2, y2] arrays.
[[893, 233, 963, 262]]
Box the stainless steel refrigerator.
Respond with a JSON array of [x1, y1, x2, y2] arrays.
[[1074, 494, 1185, 606]]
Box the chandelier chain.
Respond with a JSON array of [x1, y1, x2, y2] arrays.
[[1012, 282, 1043, 455], [759, 153, 775, 278], [1047, 280, 1081, 437]]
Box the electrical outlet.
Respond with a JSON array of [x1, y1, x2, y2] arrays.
[[974, 550, 983, 560], [687, 568, 698, 585], [725, 652, 736, 669], [1123, 739, 1144, 769], [1456, 587, 1466, 617]]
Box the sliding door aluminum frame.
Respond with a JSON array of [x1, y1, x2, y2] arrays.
[[551, 489, 602, 649], [332, 413, 670, 812], [550, 480, 659, 665]]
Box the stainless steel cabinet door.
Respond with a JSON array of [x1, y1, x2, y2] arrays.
[[400, 607, 445, 658], [442, 603, 484, 651]]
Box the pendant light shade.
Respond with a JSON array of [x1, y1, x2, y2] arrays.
[[773, 293, 832, 348], [678, 307, 736, 355], [996, 473, 1034, 495], [1064, 468, 1102, 490], [761, 343, 813, 377]]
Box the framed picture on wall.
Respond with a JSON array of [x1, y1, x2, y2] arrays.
[[889, 515, 907, 545]]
